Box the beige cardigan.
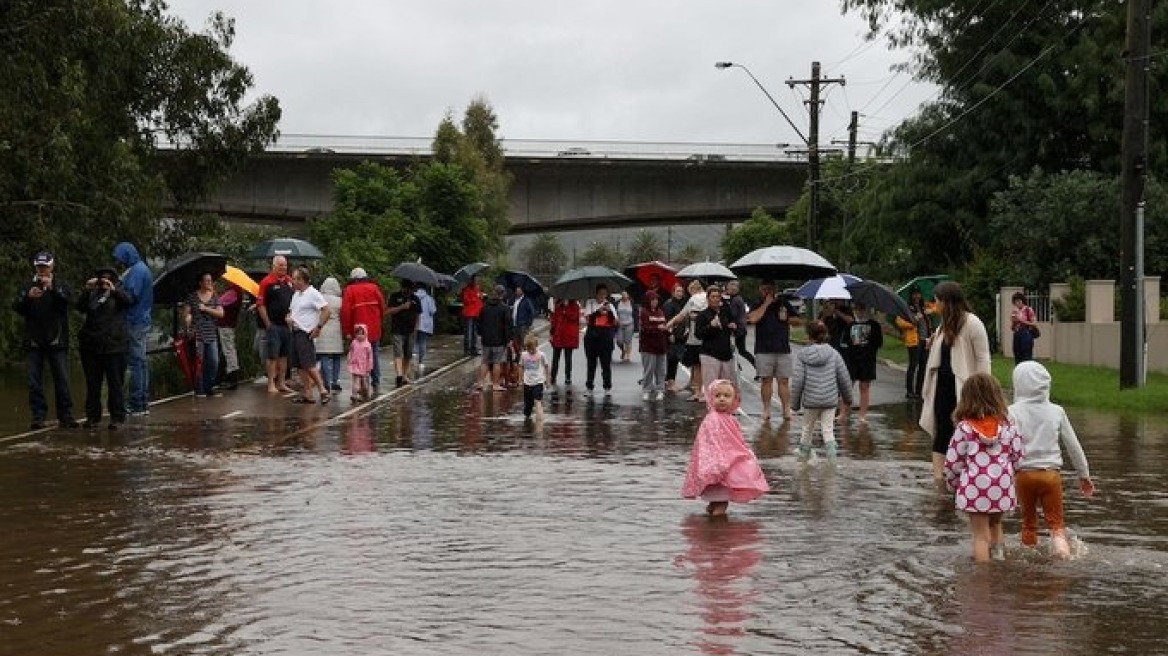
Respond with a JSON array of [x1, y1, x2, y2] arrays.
[[919, 312, 992, 438]]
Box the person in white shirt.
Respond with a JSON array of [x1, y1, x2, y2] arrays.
[[414, 285, 438, 375], [287, 267, 332, 404], [1008, 361, 1095, 558]]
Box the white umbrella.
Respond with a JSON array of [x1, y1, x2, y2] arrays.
[[795, 274, 863, 300], [676, 261, 736, 282], [730, 245, 837, 281]]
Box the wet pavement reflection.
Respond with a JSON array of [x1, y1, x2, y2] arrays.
[[1, 351, 1166, 655]]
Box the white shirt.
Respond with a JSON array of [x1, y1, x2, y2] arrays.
[[520, 350, 548, 386], [289, 285, 328, 333]]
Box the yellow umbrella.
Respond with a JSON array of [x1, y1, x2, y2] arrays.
[[222, 265, 259, 297]]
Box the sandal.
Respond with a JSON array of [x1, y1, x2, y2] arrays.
[[291, 396, 315, 404]]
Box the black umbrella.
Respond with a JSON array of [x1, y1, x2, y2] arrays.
[[846, 280, 914, 322], [550, 266, 632, 300], [435, 273, 459, 290], [153, 252, 227, 305], [392, 261, 440, 287], [248, 238, 325, 260], [453, 262, 490, 284], [497, 270, 545, 298]]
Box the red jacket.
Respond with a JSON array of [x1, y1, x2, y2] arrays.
[[550, 300, 581, 349], [341, 279, 387, 342], [461, 283, 484, 318]]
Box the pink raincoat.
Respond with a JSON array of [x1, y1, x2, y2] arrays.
[[682, 380, 770, 503], [348, 324, 374, 376]]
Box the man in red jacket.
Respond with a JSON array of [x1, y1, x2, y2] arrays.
[[341, 268, 388, 394]]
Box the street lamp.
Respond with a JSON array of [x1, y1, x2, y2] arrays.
[[714, 62, 807, 144], [716, 61, 817, 251]]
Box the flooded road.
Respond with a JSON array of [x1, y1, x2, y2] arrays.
[[1, 354, 1166, 655]]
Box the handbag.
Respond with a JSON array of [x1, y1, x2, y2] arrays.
[[1028, 325, 1041, 339]]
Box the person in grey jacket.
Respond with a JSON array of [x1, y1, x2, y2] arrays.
[[791, 321, 853, 460]]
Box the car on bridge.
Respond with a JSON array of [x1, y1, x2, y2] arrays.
[[557, 147, 591, 157]]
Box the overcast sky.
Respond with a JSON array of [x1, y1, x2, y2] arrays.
[[166, 1, 937, 149]]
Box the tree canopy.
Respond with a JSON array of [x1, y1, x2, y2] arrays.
[[0, 0, 280, 360], [823, 0, 1168, 299], [308, 98, 508, 286]]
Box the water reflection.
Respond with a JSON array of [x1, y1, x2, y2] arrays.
[[1, 381, 1167, 655], [676, 516, 763, 655]]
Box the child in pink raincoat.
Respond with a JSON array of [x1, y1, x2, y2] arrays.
[[348, 323, 374, 402], [682, 379, 770, 516]]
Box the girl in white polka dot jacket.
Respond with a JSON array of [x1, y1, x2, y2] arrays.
[[943, 373, 1026, 563]]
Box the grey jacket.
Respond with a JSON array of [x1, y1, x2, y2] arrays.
[[792, 344, 853, 410]]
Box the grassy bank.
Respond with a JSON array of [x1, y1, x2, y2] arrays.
[[989, 358, 1168, 414], [792, 326, 1166, 413]]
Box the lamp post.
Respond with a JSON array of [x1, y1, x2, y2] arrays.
[[717, 61, 842, 253]]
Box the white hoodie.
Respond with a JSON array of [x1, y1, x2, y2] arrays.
[[1007, 361, 1090, 477]]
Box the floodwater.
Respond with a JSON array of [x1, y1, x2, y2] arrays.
[[1, 372, 1166, 655]]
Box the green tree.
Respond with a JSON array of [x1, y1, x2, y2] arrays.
[[721, 208, 797, 264], [523, 233, 568, 279], [836, 0, 1168, 273], [309, 162, 414, 284], [429, 97, 512, 254], [577, 240, 625, 270], [625, 230, 665, 266], [0, 0, 280, 360], [674, 243, 705, 265]]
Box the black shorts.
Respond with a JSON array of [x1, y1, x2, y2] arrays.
[[682, 344, 702, 367], [289, 330, 317, 371], [265, 323, 291, 358]]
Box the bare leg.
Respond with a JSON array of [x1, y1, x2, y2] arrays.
[[969, 513, 992, 562], [266, 359, 280, 393], [535, 399, 544, 423], [760, 377, 773, 421], [690, 363, 702, 398], [709, 501, 729, 516], [778, 378, 792, 419], [276, 358, 293, 393], [858, 380, 871, 422], [932, 452, 946, 488]]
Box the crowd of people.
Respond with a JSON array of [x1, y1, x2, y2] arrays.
[[14, 245, 154, 430], [12, 248, 446, 428]]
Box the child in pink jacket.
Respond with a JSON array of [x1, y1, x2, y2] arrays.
[[348, 323, 374, 402]]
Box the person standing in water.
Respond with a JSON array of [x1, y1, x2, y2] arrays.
[[1008, 361, 1095, 559], [682, 380, 769, 517], [943, 373, 1024, 562]]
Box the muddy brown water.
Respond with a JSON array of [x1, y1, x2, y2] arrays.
[[1, 378, 1165, 655]]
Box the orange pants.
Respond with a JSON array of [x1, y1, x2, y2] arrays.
[[1015, 469, 1065, 546]]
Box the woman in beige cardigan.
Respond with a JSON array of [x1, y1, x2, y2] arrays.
[[919, 281, 992, 485]]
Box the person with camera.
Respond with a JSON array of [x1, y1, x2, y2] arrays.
[[77, 267, 132, 429], [12, 251, 79, 430]]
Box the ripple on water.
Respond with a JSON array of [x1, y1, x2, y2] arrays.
[[1, 398, 1167, 654]]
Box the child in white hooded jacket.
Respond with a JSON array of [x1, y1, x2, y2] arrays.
[[1007, 361, 1095, 558]]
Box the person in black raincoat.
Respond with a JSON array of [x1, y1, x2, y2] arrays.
[[76, 267, 132, 429]]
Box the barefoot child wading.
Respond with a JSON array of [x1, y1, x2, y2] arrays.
[[1008, 361, 1095, 558], [682, 380, 770, 516], [519, 333, 549, 422], [943, 373, 1025, 562]]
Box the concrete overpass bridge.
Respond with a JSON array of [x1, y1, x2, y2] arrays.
[[174, 134, 815, 233]]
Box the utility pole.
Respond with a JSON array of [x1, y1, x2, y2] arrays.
[[788, 62, 845, 253], [1119, 0, 1151, 388]]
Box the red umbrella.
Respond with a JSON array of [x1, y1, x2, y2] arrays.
[[173, 330, 202, 390], [624, 261, 678, 292]]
